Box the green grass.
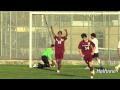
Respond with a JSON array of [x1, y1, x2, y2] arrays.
[[0, 65, 119, 79]]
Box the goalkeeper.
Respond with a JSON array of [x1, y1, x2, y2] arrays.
[[40, 44, 55, 68]]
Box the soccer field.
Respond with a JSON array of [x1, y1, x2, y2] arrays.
[[0, 65, 119, 79]]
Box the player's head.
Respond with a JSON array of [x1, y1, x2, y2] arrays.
[[51, 44, 55, 50], [58, 31, 62, 38], [91, 33, 96, 39], [81, 33, 87, 41]]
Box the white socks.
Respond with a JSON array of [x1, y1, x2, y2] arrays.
[[97, 58, 101, 64], [116, 64, 120, 69]]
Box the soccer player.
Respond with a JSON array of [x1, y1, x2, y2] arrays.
[[50, 26, 68, 73], [85, 33, 103, 69], [115, 40, 120, 72], [40, 44, 55, 68], [78, 33, 96, 78]]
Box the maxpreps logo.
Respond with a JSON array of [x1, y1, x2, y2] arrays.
[[96, 69, 116, 73]]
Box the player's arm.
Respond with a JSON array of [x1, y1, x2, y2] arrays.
[[47, 49, 53, 61], [78, 42, 84, 57], [47, 49, 55, 65], [44, 48, 53, 61], [117, 48, 120, 57], [117, 47, 120, 57], [48, 54, 53, 61], [117, 41, 120, 57], [47, 52, 55, 66], [78, 49, 84, 57], [50, 26, 56, 37], [91, 41, 96, 55], [64, 29, 68, 38], [91, 46, 96, 55]]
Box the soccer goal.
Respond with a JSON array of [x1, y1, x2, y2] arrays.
[[29, 11, 120, 68]]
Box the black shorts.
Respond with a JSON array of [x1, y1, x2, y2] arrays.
[[93, 53, 99, 58], [41, 56, 50, 67]]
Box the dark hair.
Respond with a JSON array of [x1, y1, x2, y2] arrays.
[[58, 31, 62, 34], [81, 33, 87, 38], [91, 33, 96, 37], [51, 44, 55, 47]]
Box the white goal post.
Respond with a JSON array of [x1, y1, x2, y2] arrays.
[[29, 11, 120, 68]]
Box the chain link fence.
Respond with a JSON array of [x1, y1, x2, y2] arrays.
[[0, 11, 120, 62]]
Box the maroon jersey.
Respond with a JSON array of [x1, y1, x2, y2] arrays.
[[78, 40, 95, 55], [54, 35, 67, 52]]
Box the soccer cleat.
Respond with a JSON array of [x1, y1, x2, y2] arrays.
[[85, 66, 89, 69], [115, 66, 119, 72], [57, 70, 60, 73], [90, 76, 93, 79]]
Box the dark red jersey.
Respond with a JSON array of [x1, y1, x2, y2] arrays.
[[54, 35, 67, 52], [78, 40, 95, 55]]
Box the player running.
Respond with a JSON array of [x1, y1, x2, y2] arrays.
[[78, 33, 96, 79], [115, 40, 120, 72], [50, 26, 68, 73], [85, 33, 103, 69]]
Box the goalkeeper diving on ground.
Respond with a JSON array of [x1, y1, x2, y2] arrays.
[[37, 44, 55, 69]]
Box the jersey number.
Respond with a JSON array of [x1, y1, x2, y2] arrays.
[[85, 46, 89, 50], [58, 41, 62, 44]]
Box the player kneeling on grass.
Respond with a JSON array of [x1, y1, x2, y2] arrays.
[[78, 33, 96, 79], [38, 44, 55, 69]]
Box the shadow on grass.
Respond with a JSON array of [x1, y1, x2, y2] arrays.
[[37, 67, 57, 72], [57, 73, 90, 79], [94, 66, 106, 70], [44, 68, 56, 72]]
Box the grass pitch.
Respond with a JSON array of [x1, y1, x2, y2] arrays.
[[0, 65, 119, 79]]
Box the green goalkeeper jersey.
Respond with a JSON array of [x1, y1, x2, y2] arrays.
[[42, 48, 53, 61]]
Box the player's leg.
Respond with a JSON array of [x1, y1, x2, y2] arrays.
[[95, 53, 103, 68], [115, 64, 120, 72], [56, 59, 62, 73], [58, 60, 61, 70], [55, 52, 60, 73], [39, 56, 46, 68], [42, 56, 50, 67], [45, 60, 50, 67], [84, 56, 90, 69], [55, 52, 63, 73], [84, 54, 96, 69], [89, 61, 95, 79], [38, 62, 44, 69], [84, 57, 90, 69], [96, 58, 103, 68], [84, 56, 94, 78], [88, 55, 95, 78], [84, 63, 90, 69]]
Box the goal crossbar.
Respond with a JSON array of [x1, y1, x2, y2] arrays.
[[30, 11, 120, 15]]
